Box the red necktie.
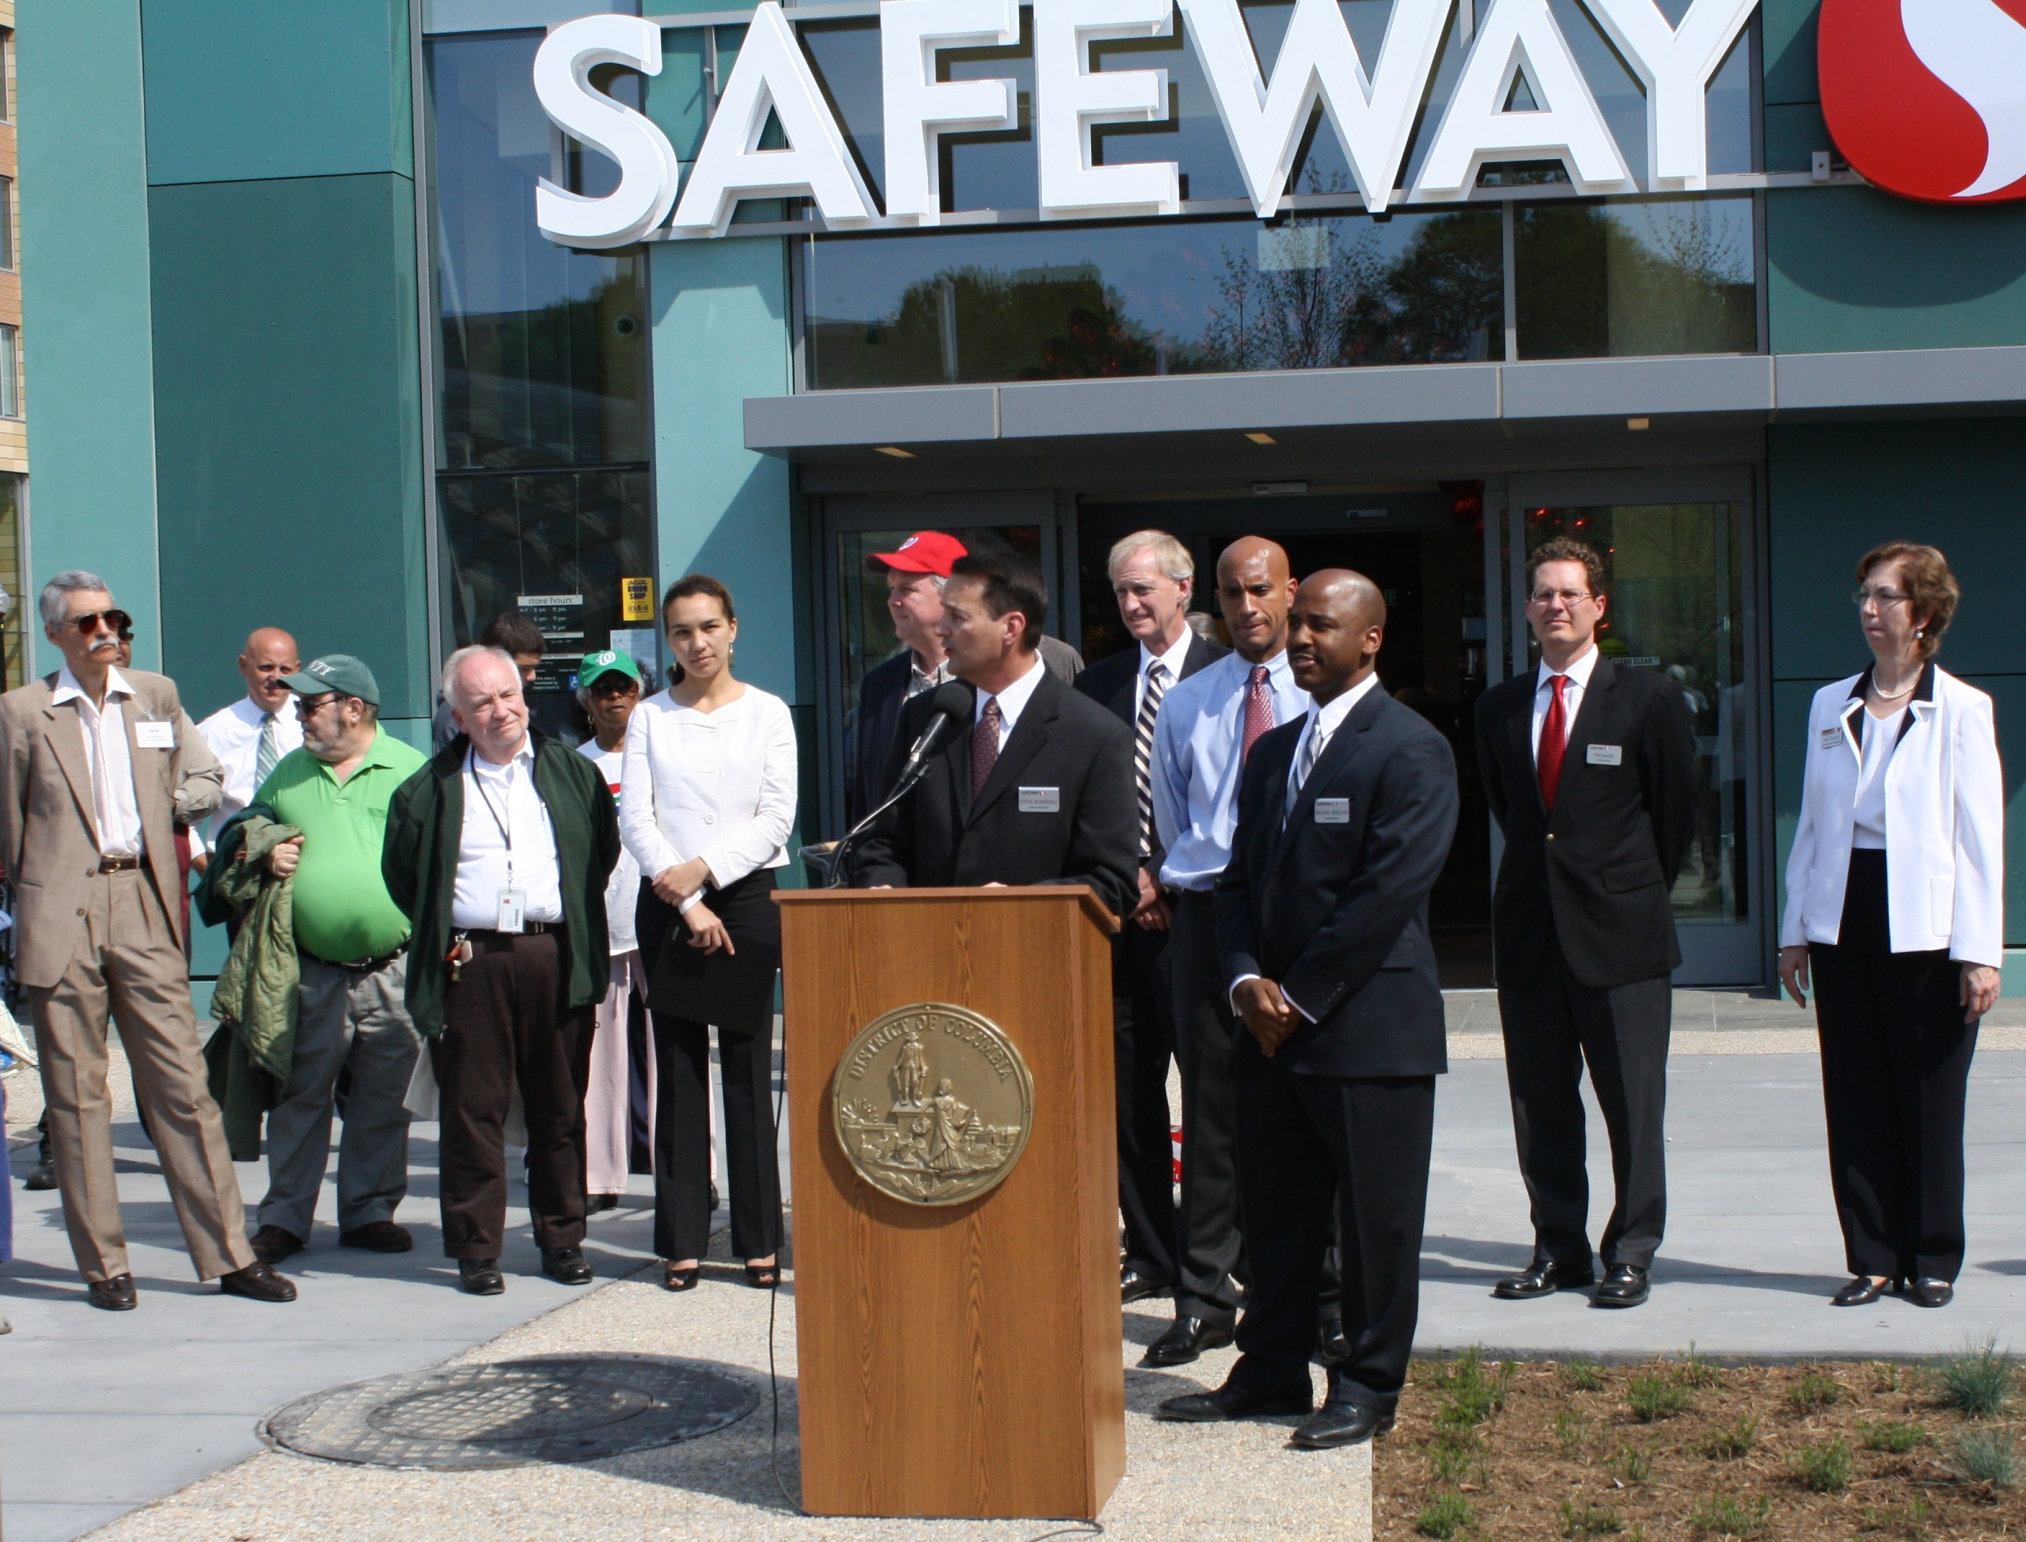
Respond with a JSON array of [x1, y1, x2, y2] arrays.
[[1241, 665, 1273, 765], [971, 697, 1001, 801], [1537, 674, 1568, 811]]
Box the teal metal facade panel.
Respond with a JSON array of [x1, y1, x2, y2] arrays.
[[17, 0, 164, 674], [149, 174, 429, 722], [1761, 0, 1819, 107], [141, 0, 414, 186]]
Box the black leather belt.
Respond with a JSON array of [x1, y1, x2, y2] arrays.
[[303, 943, 408, 972], [97, 855, 143, 873], [467, 920, 565, 938]]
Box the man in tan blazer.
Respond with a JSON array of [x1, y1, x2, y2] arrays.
[[0, 571, 296, 1309]]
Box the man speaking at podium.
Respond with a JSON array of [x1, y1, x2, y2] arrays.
[[852, 552, 1137, 922]]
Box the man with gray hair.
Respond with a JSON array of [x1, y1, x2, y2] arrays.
[[383, 645, 620, 1294], [0, 571, 295, 1308]]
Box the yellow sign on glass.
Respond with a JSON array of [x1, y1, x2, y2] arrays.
[[620, 577, 654, 622]]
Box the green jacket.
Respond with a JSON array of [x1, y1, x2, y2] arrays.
[[381, 729, 620, 1038], [204, 809, 302, 1160]]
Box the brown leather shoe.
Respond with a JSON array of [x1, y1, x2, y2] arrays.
[[219, 1261, 297, 1302], [248, 1225, 305, 1265], [86, 1273, 138, 1312], [338, 1221, 413, 1253]]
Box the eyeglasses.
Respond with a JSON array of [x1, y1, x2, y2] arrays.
[[1852, 587, 1911, 609], [64, 608, 134, 636], [1527, 589, 1595, 609], [296, 694, 337, 717]]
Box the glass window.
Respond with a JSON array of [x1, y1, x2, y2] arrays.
[[0, 31, 12, 123], [0, 473, 23, 690], [1524, 501, 1747, 924], [1514, 195, 1756, 359], [0, 325, 19, 419], [0, 179, 15, 271], [805, 208, 1502, 388]]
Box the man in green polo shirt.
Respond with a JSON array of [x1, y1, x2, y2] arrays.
[[244, 655, 428, 1266]]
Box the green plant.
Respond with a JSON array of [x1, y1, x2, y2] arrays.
[[1554, 1405, 1592, 1456], [1425, 1431, 1482, 1487], [1627, 1372, 1693, 1422], [1860, 1419, 1927, 1454], [1700, 1415, 1759, 1461], [1948, 1427, 2018, 1489], [1560, 1358, 1605, 1392], [1788, 1369, 1843, 1411], [1686, 1493, 1773, 1536], [1930, 1338, 2015, 1419], [1416, 1493, 1475, 1539], [1792, 1436, 1853, 1493], [1674, 1345, 1725, 1389], [1560, 1500, 1623, 1535], [1858, 1495, 1932, 1538], [1609, 1440, 1654, 1483], [1431, 1347, 1514, 1431], [1870, 1360, 1902, 1394]]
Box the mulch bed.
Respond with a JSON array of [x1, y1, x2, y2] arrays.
[[1373, 1348, 2026, 1539]]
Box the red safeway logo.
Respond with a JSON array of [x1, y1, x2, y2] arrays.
[[1820, 0, 2026, 203]]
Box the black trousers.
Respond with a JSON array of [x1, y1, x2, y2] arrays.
[[1230, 1054, 1435, 1413], [1112, 921, 1178, 1282], [1168, 891, 1248, 1323], [1497, 936, 1671, 1271], [432, 930, 593, 1259], [1811, 848, 1978, 1283]]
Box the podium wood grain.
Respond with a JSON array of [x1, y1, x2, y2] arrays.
[[776, 886, 1126, 1519]]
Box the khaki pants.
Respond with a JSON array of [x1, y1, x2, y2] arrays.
[[29, 866, 253, 1282]]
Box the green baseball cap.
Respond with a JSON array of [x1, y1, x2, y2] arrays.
[[280, 654, 381, 706], [579, 648, 642, 688]]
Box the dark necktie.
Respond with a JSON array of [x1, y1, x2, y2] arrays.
[[1241, 664, 1272, 765], [1537, 674, 1569, 811], [971, 697, 1002, 802], [1134, 661, 1168, 857]]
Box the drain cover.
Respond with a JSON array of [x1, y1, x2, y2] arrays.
[[262, 1355, 759, 1469]]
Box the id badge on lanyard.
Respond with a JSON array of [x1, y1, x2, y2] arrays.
[[472, 749, 529, 934]]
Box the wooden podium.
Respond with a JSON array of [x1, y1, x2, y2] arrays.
[[776, 885, 1126, 1520]]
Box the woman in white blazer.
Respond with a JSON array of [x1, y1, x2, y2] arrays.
[[620, 575, 797, 1293], [1778, 542, 2002, 1310]]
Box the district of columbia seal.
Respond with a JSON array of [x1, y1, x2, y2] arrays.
[[831, 1003, 1035, 1206]]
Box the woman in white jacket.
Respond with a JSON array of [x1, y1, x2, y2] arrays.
[[1778, 542, 2002, 1310], [621, 575, 797, 1292]]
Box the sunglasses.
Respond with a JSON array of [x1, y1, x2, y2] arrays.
[[64, 609, 134, 637]]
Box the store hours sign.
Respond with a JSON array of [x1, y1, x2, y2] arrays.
[[532, 0, 1759, 247]]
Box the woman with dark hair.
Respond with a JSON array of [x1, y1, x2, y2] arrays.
[[1780, 541, 2003, 1309], [620, 575, 795, 1291]]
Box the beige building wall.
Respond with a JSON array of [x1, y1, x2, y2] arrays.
[[0, 0, 27, 685]]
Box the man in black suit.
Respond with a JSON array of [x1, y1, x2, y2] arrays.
[[853, 552, 1138, 922], [848, 530, 966, 825], [1074, 530, 1226, 1310], [1159, 571, 1456, 1448], [1473, 536, 1697, 1310]]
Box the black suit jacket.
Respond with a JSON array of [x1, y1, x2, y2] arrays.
[[1073, 634, 1226, 870], [1474, 656, 1699, 991], [1214, 685, 1459, 1079], [848, 650, 916, 826], [852, 666, 1140, 920]]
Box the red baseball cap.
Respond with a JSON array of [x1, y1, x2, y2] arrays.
[[867, 530, 967, 577]]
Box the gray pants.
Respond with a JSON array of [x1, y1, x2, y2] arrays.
[[258, 952, 422, 1241]]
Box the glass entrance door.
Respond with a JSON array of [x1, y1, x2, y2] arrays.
[[1506, 468, 1767, 984]]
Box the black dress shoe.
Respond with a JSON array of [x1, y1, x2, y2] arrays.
[[220, 1262, 297, 1302], [1291, 1401, 1395, 1449], [541, 1247, 594, 1286], [459, 1258, 505, 1295], [1121, 1267, 1173, 1304], [23, 1158, 56, 1191], [339, 1221, 413, 1253], [1317, 1316, 1351, 1366], [585, 1193, 619, 1215], [248, 1226, 305, 1266], [1832, 1276, 1889, 1307], [1493, 1257, 1595, 1300], [86, 1273, 137, 1311], [1142, 1315, 1236, 1367], [1156, 1381, 1312, 1422], [1906, 1277, 1954, 1308], [1592, 1263, 1651, 1308]]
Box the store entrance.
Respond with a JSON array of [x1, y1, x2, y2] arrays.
[[1076, 489, 1494, 987]]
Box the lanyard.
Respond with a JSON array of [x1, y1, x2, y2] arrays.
[[468, 748, 519, 874]]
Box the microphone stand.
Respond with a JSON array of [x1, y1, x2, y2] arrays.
[[801, 712, 958, 888]]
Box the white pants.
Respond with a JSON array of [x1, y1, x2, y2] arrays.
[[586, 951, 710, 1194]]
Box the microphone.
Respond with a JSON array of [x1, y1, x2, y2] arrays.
[[815, 681, 972, 888]]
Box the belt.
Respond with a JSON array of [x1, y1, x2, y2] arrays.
[[96, 856, 143, 873], [303, 943, 408, 973], [466, 919, 566, 938]]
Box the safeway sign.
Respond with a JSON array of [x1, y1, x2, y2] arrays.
[[534, 0, 1759, 248]]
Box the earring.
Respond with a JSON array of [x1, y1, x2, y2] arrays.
[[1916, 627, 1925, 638]]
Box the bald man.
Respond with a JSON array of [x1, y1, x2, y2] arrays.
[[197, 627, 305, 848], [1159, 572, 1457, 1449]]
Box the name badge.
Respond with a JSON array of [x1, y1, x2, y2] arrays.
[[1017, 786, 1060, 813], [1314, 798, 1351, 825], [1585, 743, 1623, 766], [496, 888, 526, 934], [134, 720, 175, 750], [1820, 728, 1843, 750]]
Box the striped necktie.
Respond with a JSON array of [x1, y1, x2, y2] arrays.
[[1133, 660, 1168, 858], [254, 711, 280, 790]]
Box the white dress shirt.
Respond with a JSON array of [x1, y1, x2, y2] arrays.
[[452, 738, 565, 928], [197, 694, 304, 841], [972, 652, 1047, 751], [1850, 704, 1906, 851], [619, 685, 797, 914], [1151, 648, 1308, 892], [1135, 631, 1193, 718], [1530, 644, 1600, 761], [52, 664, 146, 858], [580, 740, 641, 951]]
